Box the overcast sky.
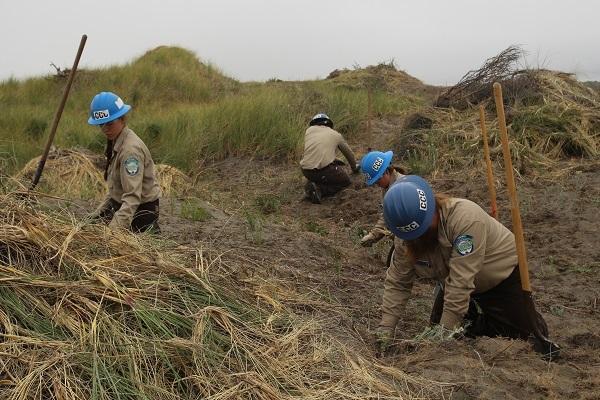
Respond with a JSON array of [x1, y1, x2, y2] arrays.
[[1, 0, 599, 85]]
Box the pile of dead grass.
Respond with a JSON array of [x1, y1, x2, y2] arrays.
[[395, 103, 600, 180], [13, 147, 105, 200], [13, 148, 191, 200], [154, 163, 191, 197], [0, 194, 451, 399], [398, 47, 599, 176]]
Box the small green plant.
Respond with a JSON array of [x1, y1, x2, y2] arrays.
[[537, 256, 559, 279], [244, 210, 264, 244], [255, 194, 281, 215], [349, 224, 367, 244], [549, 305, 564, 317], [305, 220, 328, 236], [180, 199, 211, 221]]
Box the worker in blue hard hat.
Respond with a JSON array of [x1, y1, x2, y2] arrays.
[[358, 150, 405, 247], [377, 175, 554, 356], [87, 91, 161, 233], [299, 113, 359, 204]]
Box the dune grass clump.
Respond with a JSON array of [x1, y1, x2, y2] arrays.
[[1, 46, 419, 174], [0, 194, 449, 399]]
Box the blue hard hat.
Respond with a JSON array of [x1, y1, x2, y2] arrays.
[[309, 113, 333, 128], [88, 92, 131, 125], [360, 150, 393, 186], [383, 175, 435, 240]]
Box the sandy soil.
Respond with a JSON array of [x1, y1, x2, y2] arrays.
[[149, 143, 600, 400]]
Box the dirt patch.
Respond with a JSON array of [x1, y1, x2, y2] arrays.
[[42, 124, 600, 399], [166, 148, 600, 399]]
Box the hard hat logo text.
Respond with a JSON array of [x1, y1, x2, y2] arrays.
[[93, 109, 110, 120], [417, 188, 427, 211], [372, 157, 384, 172], [398, 221, 420, 233]]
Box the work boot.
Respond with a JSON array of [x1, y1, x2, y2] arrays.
[[530, 336, 561, 361], [305, 182, 321, 204]]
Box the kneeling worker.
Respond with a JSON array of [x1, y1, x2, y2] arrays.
[[88, 91, 161, 232], [359, 150, 404, 247], [300, 113, 359, 203], [379, 175, 554, 355]]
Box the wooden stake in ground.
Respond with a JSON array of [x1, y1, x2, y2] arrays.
[[493, 82, 559, 359], [479, 105, 498, 219], [30, 34, 87, 190]]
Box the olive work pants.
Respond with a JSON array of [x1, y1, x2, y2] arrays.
[[98, 198, 161, 233], [301, 160, 351, 197], [430, 266, 549, 340]]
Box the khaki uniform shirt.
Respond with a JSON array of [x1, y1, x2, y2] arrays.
[[368, 170, 404, 240], [380, 198, 517, 331], [299, 125, 357, 170], [99, 127, 161, 229]]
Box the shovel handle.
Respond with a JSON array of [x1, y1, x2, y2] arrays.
[[479, 105, 498, 219], [493, 82, 531, 292], [31, 34, 87, 190]]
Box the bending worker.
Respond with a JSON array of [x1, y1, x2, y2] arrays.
[[359, 150, 404, 247], [379, 175, 553, 354], [300, 113, 359, 204], [88, 91, 161, 232]]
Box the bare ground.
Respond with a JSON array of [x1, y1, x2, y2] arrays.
[[51, 122, 600, 398], [152, 143, 600, 399]]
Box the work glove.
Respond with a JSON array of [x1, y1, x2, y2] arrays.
[[360, 232, 379, 247], [415, 324, 464, 342]]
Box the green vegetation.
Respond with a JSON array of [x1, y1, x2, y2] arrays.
[[180, 198, 211, 221], [255, 193, 281, 215], [0, 47, 418, 174], [304, 220, 328, 236], [243, 209, 264, 244]]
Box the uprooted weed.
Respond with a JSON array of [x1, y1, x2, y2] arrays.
[[0, 193, 452, 399]]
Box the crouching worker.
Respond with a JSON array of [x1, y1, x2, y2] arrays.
[[378, 175, 555, 356], [359, 150, 404, 247], [87, 91, 161, 233], [300, 113, 359, 203]]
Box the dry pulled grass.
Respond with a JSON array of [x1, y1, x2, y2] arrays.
[[12, 149, 191, 200], [0, 193, 451, 399], [397, 68, 600, 178], [13, 148, 105, 200], [155, 163, 191, 197]]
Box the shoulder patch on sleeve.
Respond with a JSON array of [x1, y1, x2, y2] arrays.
[[124, 156, 140, 176], [453, 234, 474, 256]]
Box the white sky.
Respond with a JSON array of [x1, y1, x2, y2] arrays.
[[1, 0, 599, 85]]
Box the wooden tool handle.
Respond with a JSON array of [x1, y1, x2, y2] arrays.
[[493, 82, 531, 292], [479, 105, 498, 219], [31, 34, 87, 190]]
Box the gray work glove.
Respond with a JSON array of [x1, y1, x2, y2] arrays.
[[360, 232, 379, 247]]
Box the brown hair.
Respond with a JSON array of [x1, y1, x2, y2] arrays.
[[404, 193, 451, 263]]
